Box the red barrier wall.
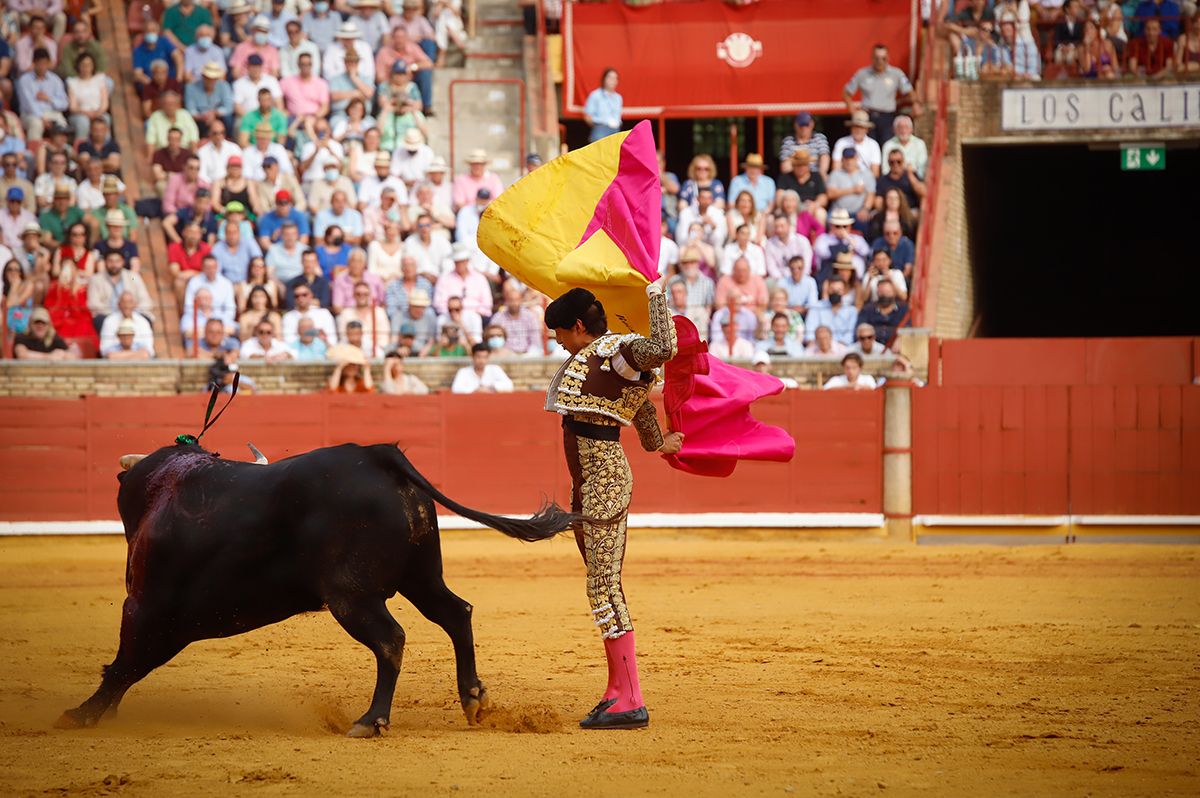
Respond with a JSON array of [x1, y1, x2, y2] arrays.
[[0, 391, 883, 522], [912, 385, 1200, 515], [933, 337, 1198, 386]]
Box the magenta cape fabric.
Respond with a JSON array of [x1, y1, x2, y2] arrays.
[[579, 121, 662, 285], [661, 316, 796, 477]]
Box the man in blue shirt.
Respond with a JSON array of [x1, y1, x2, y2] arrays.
[[133, 20, 183, 90], [256, 189, 310, 250], [313, 190, 364, 246], [16, 49, 68, 141], [1132, 0, 1182, 38], [727, 153, 777, 213], [804, 277, 859, 346], [184, 62, 234, 137], [870, 220, 915, 282]]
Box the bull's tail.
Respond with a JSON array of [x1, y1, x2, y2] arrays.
[[382, 445, 576, 542]]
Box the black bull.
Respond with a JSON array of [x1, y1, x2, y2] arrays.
[[56, 442, 577, 737]]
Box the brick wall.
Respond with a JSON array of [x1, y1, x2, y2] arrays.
[[926, 79, 1197, 340], [0, 337, 929, 398]]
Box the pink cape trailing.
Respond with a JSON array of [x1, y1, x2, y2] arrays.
[[661, 316, 796, 477]]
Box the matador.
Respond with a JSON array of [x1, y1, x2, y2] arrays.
[[543, 281, 683, 730]]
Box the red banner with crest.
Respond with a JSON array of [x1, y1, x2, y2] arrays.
[[564, 0, 916, 117]]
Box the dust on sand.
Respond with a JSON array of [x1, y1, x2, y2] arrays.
[[0, 532, 1197, 797]]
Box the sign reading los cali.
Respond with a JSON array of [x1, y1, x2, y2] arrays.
[[1001, 84, 1200, 131]]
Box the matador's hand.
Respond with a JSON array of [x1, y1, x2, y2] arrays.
[[658, 431, 685, 454]]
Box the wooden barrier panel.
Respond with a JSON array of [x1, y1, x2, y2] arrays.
[[913, 385, 1200, 515], [0, 391, 884, 522], [936, 337, 1197, 386]]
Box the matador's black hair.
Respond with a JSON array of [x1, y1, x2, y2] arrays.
[[545, 288, 607, 335]]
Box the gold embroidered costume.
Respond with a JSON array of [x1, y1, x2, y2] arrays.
[[547, 291, 677, 639]]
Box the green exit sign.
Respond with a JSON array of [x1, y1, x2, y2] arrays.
[[1121, 146, 1165, 171]]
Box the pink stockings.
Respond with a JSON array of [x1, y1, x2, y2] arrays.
[[601, 631, 644, 712]]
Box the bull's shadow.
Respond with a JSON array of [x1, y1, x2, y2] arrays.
[[56, 441, 575, 737]]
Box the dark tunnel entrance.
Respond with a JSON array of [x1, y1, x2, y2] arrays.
[[962, 142, 1199, 338]]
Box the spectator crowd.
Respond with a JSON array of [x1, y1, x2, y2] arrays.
[[944, 0, 1200, 81], [3, 3, 925, 394]]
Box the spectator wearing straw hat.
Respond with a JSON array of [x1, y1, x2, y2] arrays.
[[451, 149, 504, 211], [241, 122, 292, 182], [348, 0, 390, 51], [185, 62, 234, 138], [832, 111, 883, 177], [390, 128, 436, 187], [99, 292, 156, 358], [359, 151, 410, 211], [392, 287, 438, 354], [728, 153, 776, 214], [842, 43, 916, 145], [433, 242, 492, 317], [813, 208, 870, 285], [424, 156, 454, 211], [37, 184, 82, 248], [34, 153, 78, 210], [96, 210, 142, 273], [324, 21, 376, 83], [230, 16, 281, 79]]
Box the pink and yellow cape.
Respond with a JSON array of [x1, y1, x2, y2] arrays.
[[477, 121, 794, 476]]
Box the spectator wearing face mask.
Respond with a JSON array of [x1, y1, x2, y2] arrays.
[[857, 279, 908, 348]]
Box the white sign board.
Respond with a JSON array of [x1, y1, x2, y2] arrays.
[[1001, 84, 1200, 131]]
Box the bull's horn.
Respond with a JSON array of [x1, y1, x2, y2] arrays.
[[247, 442, 268, 465], [119, 454, 147, 471]]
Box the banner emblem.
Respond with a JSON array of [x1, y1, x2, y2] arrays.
[[716, 32, 762, 68]]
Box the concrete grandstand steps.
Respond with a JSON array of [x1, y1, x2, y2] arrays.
[[96, 2, 181, 359], [428, 2, 525, 187]]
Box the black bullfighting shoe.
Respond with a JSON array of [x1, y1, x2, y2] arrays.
[[579, 705, 649, 730], [579, 698, 617, 726]]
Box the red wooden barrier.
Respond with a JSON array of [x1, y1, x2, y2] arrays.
[[913, 385, 1200, 516], [936, 337, 1198, 386], [0, 391, 884, 522]]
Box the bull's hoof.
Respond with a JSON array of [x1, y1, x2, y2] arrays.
[[462, 684, 491, 727], [346, 718, 387, 739], [54, 708, 95, 730]]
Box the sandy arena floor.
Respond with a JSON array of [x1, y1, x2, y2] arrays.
[[0, 532, 1197, 797]]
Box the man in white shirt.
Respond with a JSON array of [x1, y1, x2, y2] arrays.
[[451, 343, 514, 394], [322, 22, 375, 84], [390, 128, 435, 187], [657, 218, 679, 278], [764, 214, 813, 281], [280, 282, 337, 343], [832, 111, 883, 176], [98, 291, 156, 357], [358, 151, 409, 211], [183, 255, 237, 323], [232, 55, 283, 117], [823, 352, 878, 390], [720, 224, 767, 277], [675, 185, 727, 250], [403, 212, 452, 279], [241, 121, 293, 181], [298, 119, 344, 185], [279, 18, 320, 78], [240, 317, 293, 361], [196, 121, 242, 184]]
